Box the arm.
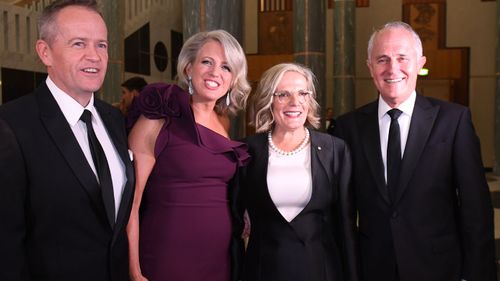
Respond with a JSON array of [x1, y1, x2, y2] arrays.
[[0, 118, 28, 280], [126, 115, 164, 281], [453, 108, 496, 281]]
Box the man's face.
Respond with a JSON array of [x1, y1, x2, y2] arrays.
[[36, 6, 108, 103], [367, 28, 426, 107]]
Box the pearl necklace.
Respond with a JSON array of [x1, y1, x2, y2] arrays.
[[268, 128, 310, 156]]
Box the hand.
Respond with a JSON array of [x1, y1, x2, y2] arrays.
[[130, 272, 148, 281]]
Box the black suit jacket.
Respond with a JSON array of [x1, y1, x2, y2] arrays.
[[334, 95, 496, 281], [234, 130, 359, 281], [0, 82, 135, 281]]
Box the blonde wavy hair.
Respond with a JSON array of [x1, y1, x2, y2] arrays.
[[249, 63, 320, 133], [176, 30, 251, 116]]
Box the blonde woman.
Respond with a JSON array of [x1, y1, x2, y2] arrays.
[[127, 30, 251, 281], [236, 63, 359, 281]]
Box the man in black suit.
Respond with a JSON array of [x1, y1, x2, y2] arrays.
[[334, 21, 496, 281], [325, 107, 336, 135], [0, 1, 134, 280]]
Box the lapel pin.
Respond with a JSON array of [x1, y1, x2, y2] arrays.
[[317, 146, 322, 150]]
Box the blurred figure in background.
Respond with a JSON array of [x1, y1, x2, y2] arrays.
[[117, 76, 147, 116], [325, 107, 336, 135]]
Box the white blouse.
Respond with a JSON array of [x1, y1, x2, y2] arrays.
[[267, 143, 312, 222]]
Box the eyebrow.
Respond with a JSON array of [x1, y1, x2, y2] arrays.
[[67, 37, 108, 43], [375, 54, 389, 60]]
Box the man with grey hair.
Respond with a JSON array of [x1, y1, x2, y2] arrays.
[[0, 0, 134, 280], [334, 21, 496, 281]]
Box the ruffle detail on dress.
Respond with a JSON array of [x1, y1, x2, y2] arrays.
[[232, 142, 251, 167], [195, 124, 251, 167]]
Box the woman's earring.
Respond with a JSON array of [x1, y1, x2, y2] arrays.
[[188, 76, 194, 95], [225, 91, 231, 106]]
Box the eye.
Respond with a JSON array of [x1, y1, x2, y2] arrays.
[[72, 41, 85, 48], [276, 92, 290, 98], [398, 57, 409, 63], [201, 59, 212, 66], [221, 65, 231, 72], [97, 42, 108, 49], [377, 57, 389, 64], [298, 90, 311, 97]]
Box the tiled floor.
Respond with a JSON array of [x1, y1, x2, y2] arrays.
[[486, 173, 500, 280]]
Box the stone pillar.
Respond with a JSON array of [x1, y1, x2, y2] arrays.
[[293, 0, 326, 116], [183, 0, 245, 138], [495, 1, 500, 174], [333, 0, 355, 116], [99, 0, 124, 104], [183, 0, 243, 41]]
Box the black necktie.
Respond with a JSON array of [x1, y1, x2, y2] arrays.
[[387, 108, 403, 203], [80, 109, 115, 226]]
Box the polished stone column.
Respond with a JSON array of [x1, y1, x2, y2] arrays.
[[333, 0, 355, 116], [183, 0, 245, 138], [495, 1, 500, 174], [183, 0, 243, 41], [99, 0, 124, 104], [293, 0, 326, 115]]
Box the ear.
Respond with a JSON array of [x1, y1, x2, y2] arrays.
[[418, 55, 427, 70], [366, 59, 374, 78], [185, 63, 192, 77], [36, 39, 52, 67]]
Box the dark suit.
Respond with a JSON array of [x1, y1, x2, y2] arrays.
[[234, 130, 358, 281], [326, 118, 336, 135], [334, 95, 496, 281], [0, 82, 135, 281]]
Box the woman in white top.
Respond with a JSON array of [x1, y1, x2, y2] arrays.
[[233, 63, 359, 281]]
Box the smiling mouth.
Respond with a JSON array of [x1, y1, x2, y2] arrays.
[[284, 111, 301, 117], [385, 78, 405, 83], [205, 79, 220, 88], [82, 68, 98, 73]]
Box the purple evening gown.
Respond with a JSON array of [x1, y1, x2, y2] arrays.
[[129, 83, 249, 281]]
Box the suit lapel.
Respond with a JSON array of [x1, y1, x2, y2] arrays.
[[288, 131, 331, 240], [358, 102, 390, 204], [298, 130, 330, 216], [36, 83, 109, 225], [251, 134, 275, 215], [393, 95, 439, 205], [310, 130, 333, 184]]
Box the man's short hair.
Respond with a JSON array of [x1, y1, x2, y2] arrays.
[[38, 0, 102, 45]]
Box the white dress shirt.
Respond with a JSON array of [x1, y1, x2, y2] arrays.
[[378, 91, 416, 184], [47, 77, 126, 218]]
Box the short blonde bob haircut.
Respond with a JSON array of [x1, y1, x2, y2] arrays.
[[249, 63, 320, 133], [176, 29, 251, 116]]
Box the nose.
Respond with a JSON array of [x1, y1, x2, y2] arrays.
[[288, 93, 301, 105], [208, 65, 222, 77], [388, 59, 399, 71], [85, 45, 101, 62]]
